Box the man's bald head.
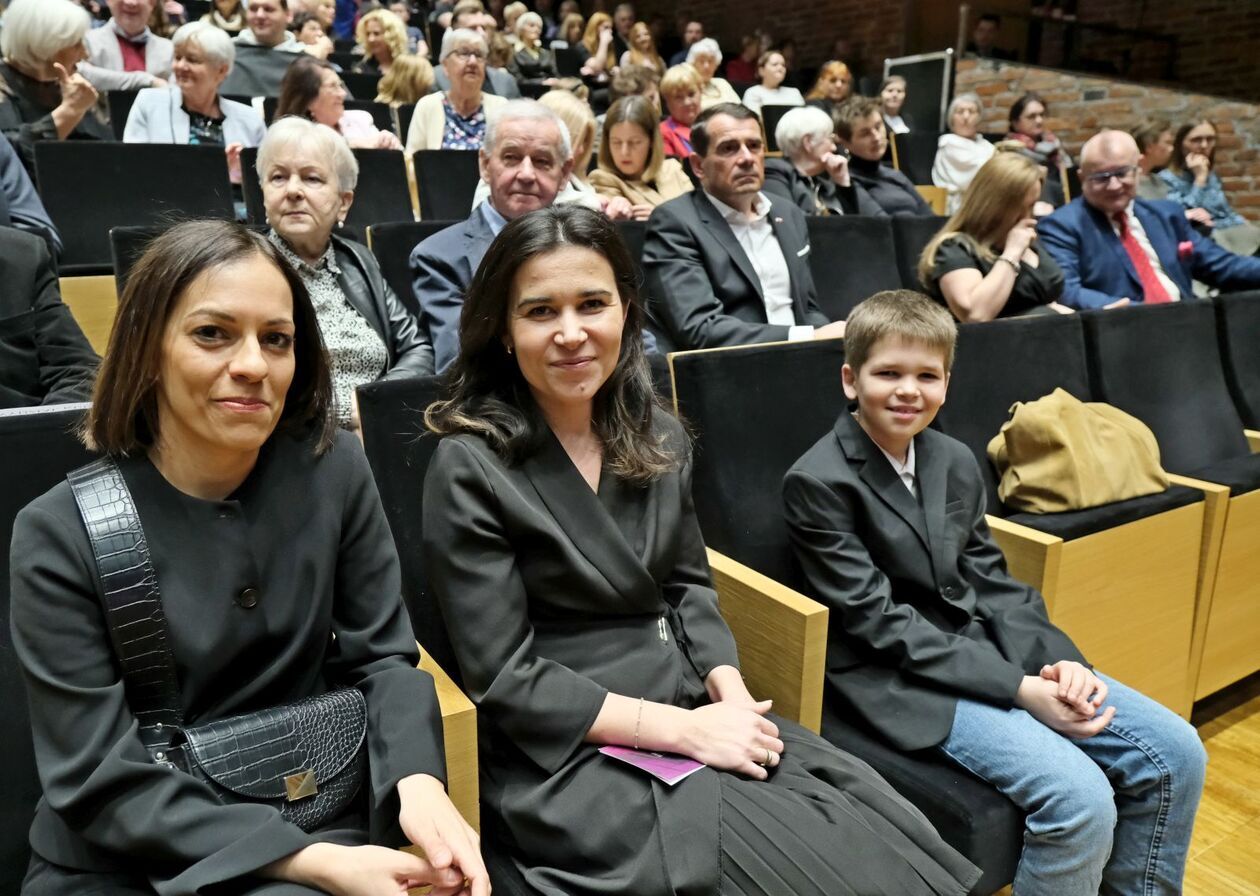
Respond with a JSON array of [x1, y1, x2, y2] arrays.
[[1079, 130, 1142, 216]]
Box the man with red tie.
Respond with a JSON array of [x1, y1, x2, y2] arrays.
[[1038, 129, 1260, 309]]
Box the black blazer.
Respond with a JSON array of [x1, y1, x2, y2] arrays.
[[331, 232, 435, 379], [783, 413, 1085, 751], [763, 157, 888, 218], [848, 159, 934, 218], [642, 189, 829, 350], [0, 227, 98, 409]]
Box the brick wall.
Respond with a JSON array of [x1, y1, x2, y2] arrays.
[[956, 57, 1260, 223]]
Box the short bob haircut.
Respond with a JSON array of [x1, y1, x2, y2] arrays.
[[84, 220, 334, 456], [171, 20, 236, 74], [440, 27, 489, 63], [775, 105, 834, 161], [425, 205, 675, 482], [0, 0, 91, 71], [514, 10, 544, 40], [257, 116, 360, 193], [659, 63, 702, 99], [599, 95, 666, 182], [686, 37, 722, 64], [843, 289, 957, 375], [355, 8, 409, 61], [946, 92, 982, 131], [1130, 118, 1172, 154]]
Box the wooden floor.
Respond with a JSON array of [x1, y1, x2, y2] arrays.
[[990, 672, 1260, 896]]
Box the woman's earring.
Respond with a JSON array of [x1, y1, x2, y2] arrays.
[[337, 219, 345, 229], [506, 344, 514, 355]]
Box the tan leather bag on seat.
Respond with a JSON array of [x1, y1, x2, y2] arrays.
[[986, 387, 1170, 513]]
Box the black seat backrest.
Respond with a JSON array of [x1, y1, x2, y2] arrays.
[[397, 103, 415, 144], [760, 104, 795, 153], [554, 46, 585, 78], [614, 219, 647, 285], [264, 95, 393, 133], [805, 216, 901, 321], [366, 220, 460, 317], [355, 376, 461, 683], [670, 340, 847, 584], [0, 405, 96, 894], [934, 313, 1093, 515], [1082, 302, 1249, 472], [889, 130, 941, 186], [892, 215, 947, 291], [34, 143, 235, 274], [1214, 290, 1260, 429], [329, 51, 360, 70], [412, 150, 480, 221], [106, 89, 140, 140], [241, 147, 414, 230], [342, 72, 384, 103]]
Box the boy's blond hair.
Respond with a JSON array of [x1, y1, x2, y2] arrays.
[[844, 290, 957, 373]]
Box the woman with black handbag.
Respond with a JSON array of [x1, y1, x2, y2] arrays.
[[10, 220, 487, 896]]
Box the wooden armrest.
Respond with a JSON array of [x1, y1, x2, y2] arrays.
[[985, 514, 1064, 607], [419, 647, 479, 831], [1246, 429, 1260, 454], [707, 547, 827, 733]]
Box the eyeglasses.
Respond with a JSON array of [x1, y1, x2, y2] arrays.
[[1083, 165, 1138, 185], [449, 48, 487, 61]]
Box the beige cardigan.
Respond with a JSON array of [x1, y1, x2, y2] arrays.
[[405, 91, 508, 154], [588, 158, 693, 208]]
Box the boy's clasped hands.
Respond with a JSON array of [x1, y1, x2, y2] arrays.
[[1016, 660, 1116, 739]]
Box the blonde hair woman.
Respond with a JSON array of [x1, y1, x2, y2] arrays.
[[919, 152, 1072, 321], [506, 11, 560, 89], [375, 52, 435, 106], [354, 8, 410, 75], [590, 95, 692, 219], [579, 12, 617, 79], [619, 21, 664, 75]]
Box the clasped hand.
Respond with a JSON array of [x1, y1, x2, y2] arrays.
[[681, 666, 784, 780], [1016, 661, 1115, 740]]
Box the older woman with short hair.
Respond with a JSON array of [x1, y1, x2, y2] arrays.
[[658, 62, 702, 159], [406, 28, 507, 152], [258, 117, 433, 428], [354, 7, 409, 76], [507, 11, 561, 90], [0, 0, 111, 170], [931, 92, 995, 214], [590, 94, 692, 218], [124, 21, 266, 163], [687, 38, 738, 109], [764, 104, 883, 217], [276, 55, 402, 149]]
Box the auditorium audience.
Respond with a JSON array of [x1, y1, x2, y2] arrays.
[[590, 95, 692, 219], [221, 0, 305, 95], [669, 18, 704, 66], [1006, 91, 1069, 204], [784, 289, 1205, 896], [578, 12, 617, 82], [550, 12, 585, 50], [740, 50, 803, 115], [1158, 118, 1260, 257], [0, 0, 112, 172], [687, 38, 739, 109], [374, 52, 435, 105], [0, 132, 62, 257], [260, 118, 433, 425], [123, 20, 266, 176], [0, 226, 97, 409], [835, 96, 933, 217], [611, 1, 635, 58], [965, 12, 1015, 60], [1038, 129, 1260, 308], [422, 202, 980, 896], [405, 28, 506, 152], [353, 8, 408, 75], [433, 2, 521, 98], [290, 12, 332, 57], [920, 152, 1071, 320], [411, 99, 574, 372], [80, 0, 174, 92], [507, 11, 561, 90], [765, 105, 883, 217], [203, 0, 245, 35], [643, 103, 845, 350], [932, 92, 995, 214], [804, 60, 852, 117], [619, 21, 665, 75], [724, 34, 760, 85], [658, 63, 702, 159], [389, 1, 428, 55], [878, 74, 911, 134], [276, 56, 403, 149], [10, 217, 481, 895], [501, 1, 527, 49]]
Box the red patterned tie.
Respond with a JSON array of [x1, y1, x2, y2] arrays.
[[1113, 211, 1172, 304]]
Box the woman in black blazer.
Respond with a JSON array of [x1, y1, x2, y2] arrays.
[[257, 116, 432, 429], [421, 204, 979, 896]]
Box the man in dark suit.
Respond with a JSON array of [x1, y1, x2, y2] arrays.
[[1038, 130, 1260, 309], [0, 227, 98, 409], [410, 100, 573, 372], [783, 290, 1206, 895], [642, 103, 845, 351]]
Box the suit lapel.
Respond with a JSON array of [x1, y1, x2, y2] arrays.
[[837, 414, 930, 553], [766, 199, 810, 318], [693, 192, 764, 301], [915, 433, 949, 579], [521, 430, 660, 608], [1087, 202, 1142, 291]]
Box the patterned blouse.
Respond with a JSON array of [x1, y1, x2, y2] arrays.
[[440, 96, 487, 150], [269, 233, 388, 427], [1155, 169, 1247, 229]]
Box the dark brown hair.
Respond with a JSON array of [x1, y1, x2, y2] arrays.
[[425, 205, 676, 482], [1130, 118, 1171, 154], [276, 55, 338, 120], [832, 95, 880, 141], [1008, 92, 1046, 131], [1170, 118, 1217, 173], [844, 290, 957, 373], [84, 220, 334, 456], [691, 102, 758, 156]]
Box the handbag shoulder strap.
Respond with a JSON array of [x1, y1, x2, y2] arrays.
[[67, 457, 184, 748]]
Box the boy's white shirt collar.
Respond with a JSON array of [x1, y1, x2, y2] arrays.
[[875, 439, 917, 497]]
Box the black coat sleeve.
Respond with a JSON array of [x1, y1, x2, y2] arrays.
[[27, 237, 99, 403]]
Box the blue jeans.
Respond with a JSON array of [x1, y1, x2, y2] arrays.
[[938, 674, 1206, 896]]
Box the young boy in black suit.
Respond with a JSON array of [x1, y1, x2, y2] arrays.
[[783, 290, 1206, 896]]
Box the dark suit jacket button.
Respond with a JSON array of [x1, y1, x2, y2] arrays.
[[236, 587, 259, 608], [942, 586, 956, 599]]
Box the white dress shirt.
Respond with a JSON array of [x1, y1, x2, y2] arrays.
[[704, 190, 814, 341], [1111, 202, 1182, 302], [876, 438, 918, 498]]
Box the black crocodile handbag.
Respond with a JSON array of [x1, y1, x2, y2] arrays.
[[67, 457, 367, 833]]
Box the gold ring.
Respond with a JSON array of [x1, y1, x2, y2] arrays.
[[765, 748, 773, 767]]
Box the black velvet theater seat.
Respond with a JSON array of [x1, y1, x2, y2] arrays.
[[1213, 290, 1260, 429], [805, 216, 902, 323], [366, 220, 460, 318]]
